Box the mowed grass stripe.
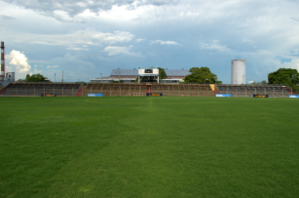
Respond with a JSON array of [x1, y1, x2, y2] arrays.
[[0, 97, 298, 198]]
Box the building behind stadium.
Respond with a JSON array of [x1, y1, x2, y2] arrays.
[[90, 68, 190, 84], [1, 41, 15, 86]]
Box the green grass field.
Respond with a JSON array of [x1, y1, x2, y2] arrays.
[[0, 97, 298, 198]]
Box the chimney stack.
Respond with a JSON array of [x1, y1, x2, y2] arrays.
[[1, 41, 4, 77]]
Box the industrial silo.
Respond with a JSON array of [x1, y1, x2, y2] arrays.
[[231, 59, 246, 85]]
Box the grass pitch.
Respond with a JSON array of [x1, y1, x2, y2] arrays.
[[0, 97, 298, 198]]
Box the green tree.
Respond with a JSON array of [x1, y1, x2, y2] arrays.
[[268, 68, 299, 93], [158, 67, 167, 80], [251, 80, 267, 85], [183, 67, 222, 84], [26, 74, 50, 82]]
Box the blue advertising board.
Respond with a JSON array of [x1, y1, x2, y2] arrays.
[[146, 93, 163, 96], [87, 93, 103, 97], [253, 94, 268, 98], [41, 94, 57, 97], [289, 95, 299, 98], [215, 94, 231, 97]]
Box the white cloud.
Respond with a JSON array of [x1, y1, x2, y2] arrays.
[[46, 65, 59, 68], [52, 10, 85, 23], [103, 45, 136, 56], [201, 40, 229, 51], [5, 50, 32, 79], [136, 38, 145, 43], [1, 0, 177, 17], [242, 39, 256, 46], [13, 28, 135, 50], [279, 58, 299, 71], [150, 40, 179, 45]]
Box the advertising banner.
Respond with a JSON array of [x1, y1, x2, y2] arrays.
[[215, 94, 231, 97], [289, 95, 299, 98], [88, 93, 103, 97], [41, 94, 57, 97], [253, 94, 268, 98], [146, 93, 163, 96]]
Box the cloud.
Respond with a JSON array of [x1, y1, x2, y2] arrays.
[[201, 40, 229, 51], [150, 40, 179, 45], [135, 38, 145, 43], [0, 15, 16, 20], [52, 10, 85, 23], [46, 65, 59, 68], [5, 50, 31, 79], [242, 39, 255, 46], [1, 0, 177, 18], [279, 58, 299, 71], [292, 17, 299, 22], [103, 45, 136, 56], [13, 28, 135, 50]]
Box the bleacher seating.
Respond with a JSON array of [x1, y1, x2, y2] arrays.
[[216, 84, 292, 97], [2, 82, 292, 98], [0, 82, 82, 96], [84, 83, 215, 97]]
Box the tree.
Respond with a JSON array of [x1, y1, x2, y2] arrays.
[[268, 68, 299, 93], [158, 67, 167, 80], [251, 80, 267, 85], [183, 67, 222, 84], [25, 74, 50, 82], [268, 68, 298, 84]]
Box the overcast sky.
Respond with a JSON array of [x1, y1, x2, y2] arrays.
[[1, 0, 299, 83]]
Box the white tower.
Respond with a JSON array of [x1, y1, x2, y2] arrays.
[[231, 59, 246, 85]]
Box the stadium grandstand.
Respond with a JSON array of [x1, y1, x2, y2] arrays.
[[0, 82, 295, 98], [215, 84, 295, 97], [90, 68, 190, 84], [0, 82, 83, 96], [85, 83, 216, 97]]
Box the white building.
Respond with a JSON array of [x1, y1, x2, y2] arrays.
[[0, 72, 15, 86]]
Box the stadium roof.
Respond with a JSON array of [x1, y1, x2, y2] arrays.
[[111, 69, 190, 76], [111, 69, 138, 76], [165, 69, 190, 76]]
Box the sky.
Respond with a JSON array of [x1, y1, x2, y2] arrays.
[[0, 0, 299, 83]]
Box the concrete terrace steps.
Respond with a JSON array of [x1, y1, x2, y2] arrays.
[[84, 83, 215, 97], [0, 82, 82, 96]]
